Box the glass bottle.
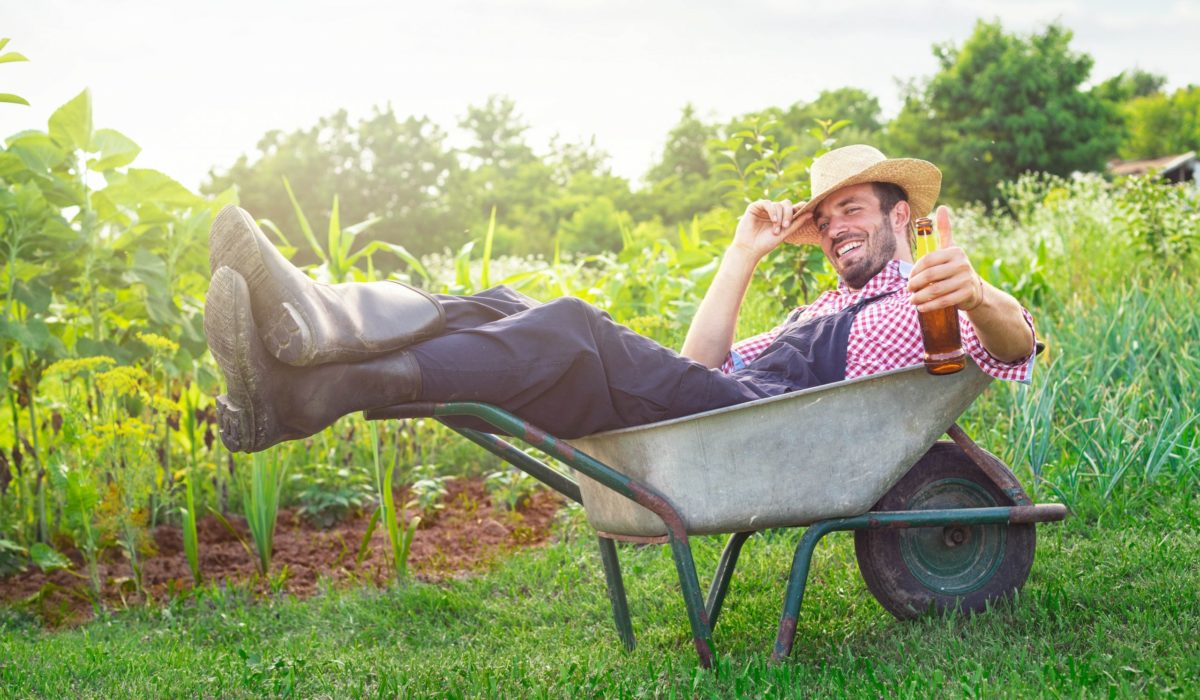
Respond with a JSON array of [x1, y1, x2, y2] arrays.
[[914, 216, 966, 375]]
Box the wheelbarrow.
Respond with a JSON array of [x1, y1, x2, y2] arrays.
[[365, 359, 1067, 668]]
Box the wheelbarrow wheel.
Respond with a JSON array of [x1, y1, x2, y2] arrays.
[[854, 441, 1035, 620]]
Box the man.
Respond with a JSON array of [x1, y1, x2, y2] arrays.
[[204, 145, 1035, 453]]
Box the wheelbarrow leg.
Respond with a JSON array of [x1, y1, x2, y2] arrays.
[[597, 536, 635, 651], [771, 521, 838, 662], [705, 531, 754, 630], [667, 533, 716, 667]]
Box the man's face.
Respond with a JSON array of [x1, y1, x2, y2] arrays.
[[813, 183, 900, 289]]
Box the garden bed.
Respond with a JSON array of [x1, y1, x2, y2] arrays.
[[1, 477, 564, 626]]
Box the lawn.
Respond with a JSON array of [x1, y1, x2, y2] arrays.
[[3, 491, 1196, 698]]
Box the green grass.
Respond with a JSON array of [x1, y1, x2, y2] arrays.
[[2, 493, 1196, 698]]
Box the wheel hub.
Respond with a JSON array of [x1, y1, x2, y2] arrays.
[[899, 478, 1006, 596]]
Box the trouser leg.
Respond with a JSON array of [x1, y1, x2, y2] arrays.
[[435, 286, 542, 331], [409, 297, 766, 438]]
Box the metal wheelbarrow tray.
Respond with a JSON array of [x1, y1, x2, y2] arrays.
[[366, 360, 1067, 668]]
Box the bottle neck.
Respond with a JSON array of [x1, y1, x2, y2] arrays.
[[914, 232, 938, 260]]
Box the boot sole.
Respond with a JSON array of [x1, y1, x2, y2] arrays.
[[209, 205, 317, 366], [203, 267, 259, 453]]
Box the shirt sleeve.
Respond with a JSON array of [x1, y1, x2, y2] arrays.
[[960, 306, 1038, 383]]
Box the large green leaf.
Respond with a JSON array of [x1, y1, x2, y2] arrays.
[[75, 337, 133, 365], [0, 151, 27, 177], [86, 128, 140, 171], [100, 168, 201, 208], [7, 132, 68, 174], [128, 248, 168, 288], [128, 249, 176, 325], [48, 89, 93, 152], [29, 543, 70, 573], [13, 279, 53, 315], [0, 317, 57, 353]]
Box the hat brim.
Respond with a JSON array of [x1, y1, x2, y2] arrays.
[[785, 158, 942, 245]]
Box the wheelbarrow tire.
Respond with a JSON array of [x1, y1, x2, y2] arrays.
[[854, 441, 1036, 620]]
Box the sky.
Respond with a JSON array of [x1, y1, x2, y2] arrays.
[[3, 0, 1198, 191]]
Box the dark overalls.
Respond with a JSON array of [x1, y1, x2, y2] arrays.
[[409, 286, 894, 439]]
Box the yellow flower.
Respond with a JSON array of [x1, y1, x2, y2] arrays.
[[95, 366, 150, 399], [46, 356, 116, 378], [113, 417, 154, 442], [136, 332, 180, 355]]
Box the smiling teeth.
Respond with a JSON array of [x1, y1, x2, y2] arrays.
[[838, 242, 862, 256]]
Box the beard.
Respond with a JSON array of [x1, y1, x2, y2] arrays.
[[838, 217, 898, 289]]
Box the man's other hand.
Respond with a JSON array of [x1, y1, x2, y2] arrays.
[[733, 200, 806, 260]]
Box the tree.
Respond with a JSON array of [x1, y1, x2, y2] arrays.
[[203, 106, 463, 260], [1117, 86, 1200, 160], [779, 87, 884, 153], [641, 105, 724, 224], [885, 20, 1124, 204], [1091, 69, 1167, 104], [451, 96, 556, 254]]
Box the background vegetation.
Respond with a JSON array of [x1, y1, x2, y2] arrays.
[[1, 19, 1198, 696]]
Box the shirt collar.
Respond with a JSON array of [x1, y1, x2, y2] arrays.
[[836, 259, 911, 296]]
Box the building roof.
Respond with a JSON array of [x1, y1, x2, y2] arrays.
[[1108, 151, 1197, 177]]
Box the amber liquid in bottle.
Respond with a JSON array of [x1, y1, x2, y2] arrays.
[[914, 217, 966, 375]]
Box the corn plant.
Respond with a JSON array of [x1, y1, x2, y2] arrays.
[[257, 177, 430, 285], [370, 422, 418, 581], [239, 451, 288, 577]]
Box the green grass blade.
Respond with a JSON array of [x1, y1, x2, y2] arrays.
[[356, 508, 381, 566], [481, 206, 496, 290], [280, 176, 327, 266]]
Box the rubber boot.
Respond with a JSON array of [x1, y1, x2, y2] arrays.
[[209, 205, 445, 367], [205, 266, 423, 453]]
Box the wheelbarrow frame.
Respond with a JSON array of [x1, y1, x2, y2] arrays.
[[366, 401, 1066, 668]]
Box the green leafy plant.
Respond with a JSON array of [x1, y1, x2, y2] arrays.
[[239, 451, 288, 576], [290, 462, 373, 528], [484, 468, 540, 512], [406, 472, 449, 521], [0, 536, 26, 576], [1116, 173, 1199, 265], [28, 541, 69, 573]]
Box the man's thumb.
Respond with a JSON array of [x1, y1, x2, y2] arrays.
[[935, 205, 953, 248]]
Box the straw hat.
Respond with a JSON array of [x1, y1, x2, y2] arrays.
[[786, 145, 942, 245]]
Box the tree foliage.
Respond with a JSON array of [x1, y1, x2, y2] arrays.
[[777, 87, 883, 155], [204, 106, 461, 261], [1091, 68, 1167, 104], [205, 96, 638, 259], [641, 104, 724, 225], [886, 20, 1124, 204], [1117, 86, 1200, 160]]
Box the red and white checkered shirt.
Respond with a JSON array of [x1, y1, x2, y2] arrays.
[[720, 260, 1035, 382]]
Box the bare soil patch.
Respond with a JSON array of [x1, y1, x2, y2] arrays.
[[1, 477, 564, 625]]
